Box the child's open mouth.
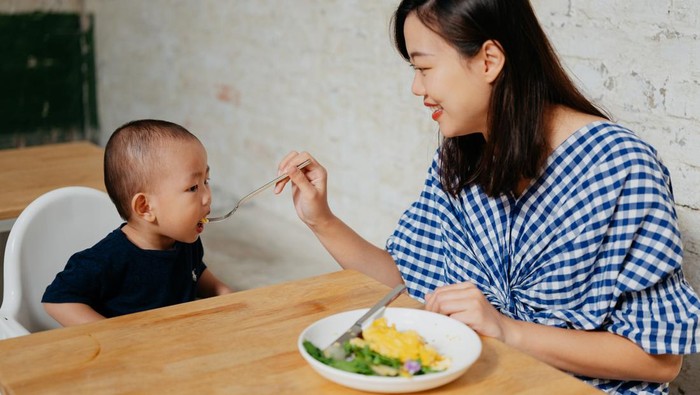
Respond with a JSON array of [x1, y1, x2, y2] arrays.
[[197, 217, 208, 232]]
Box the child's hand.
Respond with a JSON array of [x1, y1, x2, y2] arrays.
[[196, 270, 233, 298], [424, 282, 513, 342]]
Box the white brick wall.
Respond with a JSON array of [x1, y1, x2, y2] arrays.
[[80, 1, 700, 392]]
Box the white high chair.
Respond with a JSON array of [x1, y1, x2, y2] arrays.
[[0, 186, 122, 339]]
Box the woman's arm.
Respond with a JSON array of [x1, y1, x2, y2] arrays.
[[309, 214, 404, 287], [504, 319, 682, 383], [197, 269, 233, 298], [277, 152, 403, 287], [425, 282, 682, 383], [43, 302, 105, 327]]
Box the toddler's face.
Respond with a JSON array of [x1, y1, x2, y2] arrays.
[[148, 139, 211, 245]]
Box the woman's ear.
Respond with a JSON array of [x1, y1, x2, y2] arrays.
[[481, 40, 505, 83], [131, 193, 156, 223]]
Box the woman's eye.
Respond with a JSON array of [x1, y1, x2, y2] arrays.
[[410, 64, 428, 74]]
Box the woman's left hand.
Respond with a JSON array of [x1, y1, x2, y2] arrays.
[[424, 282, 512, 341], [426, 282, 683, 383]]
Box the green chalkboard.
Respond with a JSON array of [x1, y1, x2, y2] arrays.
[[0, 12, 98, 148]]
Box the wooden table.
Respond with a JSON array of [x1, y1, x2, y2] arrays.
[[0, 270, 601, 394], [0, 141, 105, 231]]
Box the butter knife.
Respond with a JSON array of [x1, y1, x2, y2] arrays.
[[323, 283, 407, 360]]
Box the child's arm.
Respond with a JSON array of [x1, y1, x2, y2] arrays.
[[196, 269, 233, 298], [43, 302, 105, 327]]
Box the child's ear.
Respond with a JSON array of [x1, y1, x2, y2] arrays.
[[480, 39, 505, 84], [131, 193, 156, 223]]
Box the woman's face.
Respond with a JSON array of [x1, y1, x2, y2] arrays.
[[404, 13, 493, 138]]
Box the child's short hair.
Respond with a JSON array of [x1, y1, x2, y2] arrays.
[[104, 119, 200, 219]]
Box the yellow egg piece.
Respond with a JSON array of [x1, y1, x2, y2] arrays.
[[361, 317, 447, 369]]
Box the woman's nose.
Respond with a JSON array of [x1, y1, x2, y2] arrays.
[[411, 73, 425, 96]]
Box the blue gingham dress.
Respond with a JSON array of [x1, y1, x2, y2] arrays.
[[386, 122, 700, 395]]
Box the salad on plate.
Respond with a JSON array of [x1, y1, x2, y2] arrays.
[[303, 317, 451, 377]]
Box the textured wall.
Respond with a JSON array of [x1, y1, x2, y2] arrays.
[[81, 1, 698, 392], [85, 0, 435, 248]]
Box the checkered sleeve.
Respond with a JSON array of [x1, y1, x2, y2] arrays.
[[385, 124, 700, 357], [386, 153, 449, 301], [381, 123, 700, 394], [602, 154, 700, 354], [538, 127, 700, 355]]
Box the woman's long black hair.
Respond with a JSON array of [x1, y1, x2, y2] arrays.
[[392, 0, 608, 197]]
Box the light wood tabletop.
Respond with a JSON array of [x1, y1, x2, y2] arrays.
[[0, 270, 602, 394], [0, 141, 105, 231]]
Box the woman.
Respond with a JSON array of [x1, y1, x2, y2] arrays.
[[275, 1, 700, 393]]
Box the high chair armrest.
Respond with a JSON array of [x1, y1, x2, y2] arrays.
[[0, 315, 30, 340]]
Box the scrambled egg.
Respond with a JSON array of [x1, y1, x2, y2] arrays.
[[350, 317, 449, 370]]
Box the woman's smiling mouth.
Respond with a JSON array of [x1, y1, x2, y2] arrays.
[[425, 102, 443, 121], [431, 107, 443, 121]]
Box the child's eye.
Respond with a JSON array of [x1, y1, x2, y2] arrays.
[[204, 178, 210, 185], [188, 185, 199, 192]]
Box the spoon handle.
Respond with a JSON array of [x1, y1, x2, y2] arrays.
[[206, 159, 312, 223]]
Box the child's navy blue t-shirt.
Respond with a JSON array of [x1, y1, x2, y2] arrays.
[[42, 225, 207, 318]]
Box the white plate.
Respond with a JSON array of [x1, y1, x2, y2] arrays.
[[298, 307, 482, 393]]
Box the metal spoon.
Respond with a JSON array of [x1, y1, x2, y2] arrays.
[[204, 159, 312, 223]]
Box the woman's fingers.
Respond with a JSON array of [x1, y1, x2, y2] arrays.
[[275, 151, 306, 193], [425, 282, 507, 339], [285, 160, 315, 194], [425, 284, 479, 315], [284, 153, 323, 194], [277, 151, 300, 172]]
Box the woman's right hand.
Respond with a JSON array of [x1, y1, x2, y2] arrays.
[[275, 151, 404, 288], [275, 151, 334, 229]]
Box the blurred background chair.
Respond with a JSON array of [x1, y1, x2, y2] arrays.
[[0, 186, 121, 339]]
